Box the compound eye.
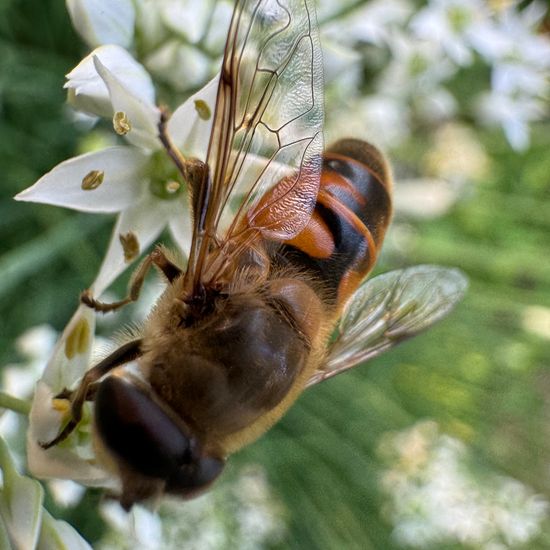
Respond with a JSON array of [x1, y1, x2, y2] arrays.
[[166, 455, 225, 498], [95, 377, 191, 479]]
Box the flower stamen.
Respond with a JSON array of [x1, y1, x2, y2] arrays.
[[166, 180, 181, 194], [113, 111, 132, 135], [119, 231, 140, 262], [81, 170, 104, 190], [194, 99, 211, 120], [65, 318, 91, 359]]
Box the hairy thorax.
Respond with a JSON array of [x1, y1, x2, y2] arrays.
[[138, 274, 325, 454]]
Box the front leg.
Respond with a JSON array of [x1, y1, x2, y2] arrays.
[[81, 247, 183, 313], [40, 339, 143, 449]]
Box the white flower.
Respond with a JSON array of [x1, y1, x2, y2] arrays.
[[144, 40, 212, 93], [326, 93, 410, 149], [20, 48, 218, 485], [469, 1, 550, 68], [379, 421, 549, 548], [323, 0, 413, 48], [65, 45, 156, 118], [17, 50, 217, 295], [410, 0, 491, 66], [393, 178, 460, 219], [0, 435, 92, 549], [476, 90, 545, 151], [157, 0, 219, 45], [99, 502, 164, 550], [378, 31, 457, 98], [97, 465, 285, 549], [26, 306, 112, 485], [67, 0, 136, 49], [0, 325, 57, 446], [465, 1, 550, 149]]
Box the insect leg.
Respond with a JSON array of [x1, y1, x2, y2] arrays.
[[157, 107, 209, 246], [150, 247, 183, 282], [54, 381, 100, 402], [40, 339, 142, 449], [81, 252, 157, 313]]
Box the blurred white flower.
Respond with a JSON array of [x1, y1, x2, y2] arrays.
[[522, 306, 550, 341], [98, 465, 286, 550], [326, 94, 410, 149], [0, 325, 57, 457], [2, 325, 57, 402], [48, 479, 87, 508], [99, 502, 163, 550], [476, 90, 545, 151], [410, 0, 491, 66], [381, 31, 457, 95], [469, 2, 550, 150], [157, 0, 217, 44], [144, 40, 212, 93], [415, 87, 457, 124], [424, 123, 490, 184], [470, 1, 550, 67], [323, 0, 413, 48], [67, 0, 136, 49], [393, 178, 459, 219], [379, 421, 549, 548]]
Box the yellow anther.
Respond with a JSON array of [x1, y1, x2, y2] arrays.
[[65, 317, 90, 359], [166, 180, 181, 193], [81, 170, 104, 190], [113, 111, 131, 135], [119, 231, 140, 262], [52, 399, 70, 414], [194, 99, 211, 121]]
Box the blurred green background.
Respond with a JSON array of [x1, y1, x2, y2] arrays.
[[1, 0, 550, 548]]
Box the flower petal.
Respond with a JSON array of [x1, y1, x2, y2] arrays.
[[92, 197, 168, 295], [167, 196, 193, 259], [39, 510, 92, 549], [15, 146, 148, 213], [27, 382, 112, 485], [167, 75, 218, 158], [0, 436, 44, 550], [43, 306, 96, 392], [66, 45, 156, 118], [66, 0, 135, 49], [94, 57, 161, 151]]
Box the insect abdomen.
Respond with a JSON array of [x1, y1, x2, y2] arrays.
[[279, 139, 393, 309]]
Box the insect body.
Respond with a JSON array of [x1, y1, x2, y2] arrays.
[[42, 0, 466, 509]]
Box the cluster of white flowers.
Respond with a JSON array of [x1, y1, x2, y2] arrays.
[[5, 0, 550, 546], [15, 0, 224, 486], [379, 421, 549, 548], [98, 465, 286, 550], [322, 0, 550, 152], [0, 433, 91, 549]]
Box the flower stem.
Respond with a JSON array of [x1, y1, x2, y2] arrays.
[[0, 392, 31, 416]]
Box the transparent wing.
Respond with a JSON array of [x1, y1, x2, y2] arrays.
[[307, 265, 468, 387], [187, 0, 324, 288]]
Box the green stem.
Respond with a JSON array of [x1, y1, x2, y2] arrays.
[[0, 392, 31, 416]]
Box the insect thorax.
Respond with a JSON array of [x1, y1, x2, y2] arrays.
[[141, 290, 310, 451]]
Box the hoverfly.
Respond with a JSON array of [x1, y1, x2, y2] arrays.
[[41, 0, 467, 509]]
